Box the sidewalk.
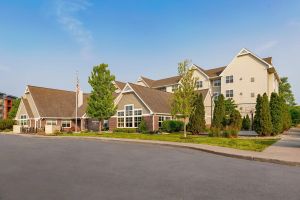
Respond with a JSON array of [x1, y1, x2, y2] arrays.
[[1, 128, 300, 166]]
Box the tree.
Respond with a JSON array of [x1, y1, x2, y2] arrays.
[[260, 93, 273, 136], [223, 98, 237, 127], [242, 115, 251, 130], [290, 106, 300, 125], [211, 94, 225, 129], [281, 96, 292, 131], [270, 92, 283, 135], [279, 77, 296, 106], [229, 109, 242, 130], [188, 93, 206, 134], [8, 98, 21, 119], [171, 60, 196, 138], [253, 94, 262, 134], [87, 63, 117, 133]]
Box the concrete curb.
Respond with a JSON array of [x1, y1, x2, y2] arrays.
[[1, 132, 299, 167]]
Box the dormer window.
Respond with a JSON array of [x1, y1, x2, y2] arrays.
[[195, 81, 203, 89], [226, 76, 234, 83]]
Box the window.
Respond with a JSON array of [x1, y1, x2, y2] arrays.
[[117, 118, 124, 127], [251, 93, 255, 98], [62, 120, 71, 128], [117, 106, 143, 128], [125, 105, 133, 116], [20, 115, 27, 126], [158, 116, 172, 128], [213, 92, 220, 100], [171, 84, 178, 92], [226, 75, 233, 83], [213, 79, 221, 87], [46, 120, 57, 126], [125, 117, 133, 127], [195, 81, 203, 89], [226, 90, 234, 98], [251, 77, 255, 82]]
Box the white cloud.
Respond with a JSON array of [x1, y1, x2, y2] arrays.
[[255, 40, 278, 53], [55, 0, 93, 60]]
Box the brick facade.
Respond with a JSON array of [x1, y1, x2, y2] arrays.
[[108, 117, 117, 131]]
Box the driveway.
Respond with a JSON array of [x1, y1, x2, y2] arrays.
[[0, 134, 299, 200]]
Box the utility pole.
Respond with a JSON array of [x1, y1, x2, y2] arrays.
[[75, 71, 79, 133]]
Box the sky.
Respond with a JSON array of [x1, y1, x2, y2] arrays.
[[0, 0, 299, 103]]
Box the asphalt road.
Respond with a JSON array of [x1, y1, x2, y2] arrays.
[[0, 134, 300, 200]]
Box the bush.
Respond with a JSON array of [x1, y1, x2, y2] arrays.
[[0, 119, 15, 131], [222, 129, 238, 138], [113, 128, 137, 133], [138, 118, 148, 133], [209, 127, 221, 137], [229, 110, 242, 131], [161, 120, 184, 133], [242, 115, 251, 130], [290, 106, 300, 125]]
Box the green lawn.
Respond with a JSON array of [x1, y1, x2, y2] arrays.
[[59, 132, 278, 152]]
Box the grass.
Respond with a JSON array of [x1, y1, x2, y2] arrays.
[[59, 132, 278, 152]]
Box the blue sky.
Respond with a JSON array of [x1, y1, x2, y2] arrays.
[[0, 0, 299, 103]]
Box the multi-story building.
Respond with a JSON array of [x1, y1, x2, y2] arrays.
[[14, 48, 280, 133], [0, 92, 17, 120]]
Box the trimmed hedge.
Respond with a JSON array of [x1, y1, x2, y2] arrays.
[[161, 120, 184, 133], [0, 119, 15, 131], [113, 128, 137, 133]]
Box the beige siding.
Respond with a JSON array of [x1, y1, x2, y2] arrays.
[[24, 93, 39, 118], [115, 92, 150, 115], [192, 69, 210, 90], [221, 54, 269, 114], [16, 101, 28, 119]]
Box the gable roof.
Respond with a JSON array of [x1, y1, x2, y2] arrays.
[[114, 81, 126, 90], [127, 83, 173, 114], [22, 98, 34, 118], [203, 66, 226, 77], [262, 57, 272, 65], [27, 85, 89, 118]]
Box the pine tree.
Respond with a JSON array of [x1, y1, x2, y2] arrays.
[[261, 93, 273, 136], [87, 63, 117, 133], [242, 114, 251, 130], [229, 109, 242, 130], [253, 94, 262, 134], [188, 93, 206, 134], [270, 92, 283, 135], [212, 94, 225, 129]]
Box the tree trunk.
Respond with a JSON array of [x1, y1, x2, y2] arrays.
[[99, 120, 102, 134], [184, 117, 187, 138]]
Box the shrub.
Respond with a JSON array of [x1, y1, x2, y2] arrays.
[[113, 128, 137, 133], [260, 93, 273, 136], [222, 129, 238, 138], [161, 120, 184, 133], [242, 115, 251, 130], [138, 118, 148, 133], [270, 92, 283, 135], [0, 119, 15, 131], [209, 127, 221, 137], [290, 106, 300, 125], [229, 109, 242, 131]]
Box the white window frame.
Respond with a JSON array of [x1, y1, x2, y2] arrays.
[[117, 105, 143, 128], [226, 90, 234, 98], [46, 120, 57, 126], [20, 114, 28, 126], [195, 81, 203, 89], [213, 79, 221, 87], [61, 120, 71, 128], [213, 92, 220, 100], [226, 75, 234, 83], [158, 116, 172, 128]]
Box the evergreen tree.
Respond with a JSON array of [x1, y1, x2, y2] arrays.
[[242, 115, 251, 130], [171, 60, 196, 138], [253, 94, 263, 134], [212, 94, 225, 129], [188, 93, 206, 134], [261, 93, 273, 136], [270, 92, 283, 135], [138, 118, 148, 133], [87, 63, 117, 133], [229, 109, 242, 130]]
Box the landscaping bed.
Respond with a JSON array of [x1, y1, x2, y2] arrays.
[[59, 132, 278, 152]]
